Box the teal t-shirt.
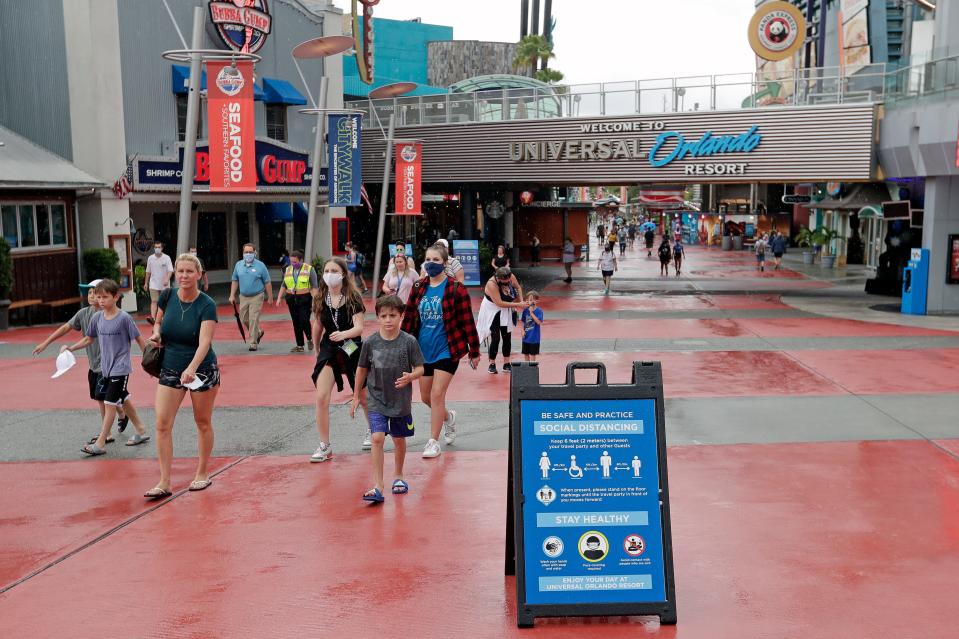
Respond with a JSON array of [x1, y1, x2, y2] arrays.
[[159, 289, 218, 373], [417, 282, 450, 363]]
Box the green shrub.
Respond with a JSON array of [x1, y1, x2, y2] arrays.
[[133, 264, 147, 297], [478, 243, 494, 282], [310, 255, 326, 272], [0, 238, 13, 298], [83, 248, 121, 283]]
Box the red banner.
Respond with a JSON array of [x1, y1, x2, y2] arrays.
[[207, 60, 256, 192], [395, 143, 422, 215]]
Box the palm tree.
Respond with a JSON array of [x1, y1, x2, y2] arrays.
[[513, 34, 554, 77], [535, 68, 564, 84]]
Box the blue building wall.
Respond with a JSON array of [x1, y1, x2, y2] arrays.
[[343, 18, 452, 97]]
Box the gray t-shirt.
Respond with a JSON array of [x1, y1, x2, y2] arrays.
[[357, 331, 424, 418], [85, 310, 141, 378], [69, 305, 101, 372]]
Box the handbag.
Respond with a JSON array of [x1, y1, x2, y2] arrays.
[[141, 288, 171, 378], [141, 341, 164, 378]]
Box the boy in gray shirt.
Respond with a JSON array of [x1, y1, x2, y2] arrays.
[[33, 280, 127, 443], [351, 295, 424, 504], [63, 279, 152, 456]]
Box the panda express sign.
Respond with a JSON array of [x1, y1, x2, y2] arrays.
[[359, 103, 877, 185]]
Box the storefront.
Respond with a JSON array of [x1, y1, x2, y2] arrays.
[[0, 125, 103, 312], [800, 182, 893, 266]]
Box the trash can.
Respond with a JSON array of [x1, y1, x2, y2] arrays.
[[732, 236, 743, 251]]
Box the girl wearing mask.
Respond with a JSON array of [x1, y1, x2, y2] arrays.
[[477, 267, 528, 374], [382, 254, 415, 304], [401, 243, 480, 459], [598, 241, 617, 295], [309, 257, 368, 463]]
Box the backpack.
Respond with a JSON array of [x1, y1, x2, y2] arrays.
[[356, 252, 366, 267], [658, 244, 672, 260]]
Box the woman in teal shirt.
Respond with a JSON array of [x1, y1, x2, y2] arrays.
[[144, 253, 219, 499]]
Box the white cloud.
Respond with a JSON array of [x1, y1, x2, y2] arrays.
[[331, 0, 757, 85]]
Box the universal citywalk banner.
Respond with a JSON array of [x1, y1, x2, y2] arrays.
[[328, 114, 362, 207], [207, 60, 256, 192], [395, 143, 422, 215]]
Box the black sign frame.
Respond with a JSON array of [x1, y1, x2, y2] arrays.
[[947, 234, 959, 285], [505, 361, 677, 628]]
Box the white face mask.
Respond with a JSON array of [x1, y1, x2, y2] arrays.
[[243, 252, 255, 263], [323, 272, 343, 287], [154, 248, 162, 255]]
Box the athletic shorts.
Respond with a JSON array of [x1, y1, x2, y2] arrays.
[[757, 253, 766, 262], [369, 412, 414, 439], [88, 369, 105, 401], [602, 270, 614, 278], [522, 342, 540, 355], [423, 358, 459, 377], [98, 375, 130, 407], [158, 363, 220, 392], [774, 252, 783, 258]]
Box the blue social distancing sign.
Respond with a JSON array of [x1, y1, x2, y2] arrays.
[[506, 363, 676, 628]]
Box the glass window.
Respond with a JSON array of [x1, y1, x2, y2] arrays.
[[176, 94, 203, 142], [50, 204, 67, 244], [1, 205, 18, 247], [19, 205, 36, 247], [266, 105, 287, 142], [36, 204, 51, 246]]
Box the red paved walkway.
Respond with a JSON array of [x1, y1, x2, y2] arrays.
[[2, 442, 957, 637]]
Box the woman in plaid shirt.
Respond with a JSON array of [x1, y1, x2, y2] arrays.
[[402, 243, 481, 459]]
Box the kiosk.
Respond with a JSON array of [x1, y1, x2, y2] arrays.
[[505, 362, 677, 628], [901, 248, 930, 315]]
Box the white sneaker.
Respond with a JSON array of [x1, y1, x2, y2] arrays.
[[362, 430, 372, 450], [443, 409, 457, 445], [422, 439, 441, 458], [310, 442, 333, 463]]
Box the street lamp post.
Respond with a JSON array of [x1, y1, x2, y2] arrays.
[[291, 36, 355, 263], [161, 14, 260, 257]]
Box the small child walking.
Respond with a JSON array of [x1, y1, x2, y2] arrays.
[[62, 279, 151, 455], [521, 291, 544, 363], [351, 295, 425, 504]]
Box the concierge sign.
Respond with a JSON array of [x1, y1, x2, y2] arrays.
[[506, 362, 677, 628]]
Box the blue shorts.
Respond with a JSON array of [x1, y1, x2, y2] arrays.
[[369, 412, 414, 438]]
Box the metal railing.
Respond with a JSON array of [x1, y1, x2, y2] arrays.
[[348, 63, 897, 127], [347, 54, 959, 127]]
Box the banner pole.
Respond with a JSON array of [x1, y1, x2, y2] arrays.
[[305, 76, 329, 263], [175, 6, 204, 257], [371, 113, 396, 309]]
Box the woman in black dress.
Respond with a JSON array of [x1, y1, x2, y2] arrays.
[[310, 257, 367, 463], [491, 245, 510, 270]]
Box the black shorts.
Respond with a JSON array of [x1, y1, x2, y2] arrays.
[[158, 364, 221, 392], [522, 342, 540, 355], [423, 358, 459, 377], [88, 369, 105, 401], [602, 270, 614, 278], [98, 375, 130, 406], [774, 252, 783, 258]]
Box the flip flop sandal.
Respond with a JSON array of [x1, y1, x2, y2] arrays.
[[392, 479, 409, 494], [363, 487, 385, 503], [144, 487, 172, 500], [81, 444, 106, 456], [88, 436, 116, 444], [188, 479, 213, 492], [126, 434, 151, 446], [117, 415, 130, 433]]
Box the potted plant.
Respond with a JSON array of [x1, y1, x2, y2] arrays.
[[82, 248, 121, 282], [794, 226, 817, 265], [816, 228, 840, 268], [133, 263, 149, 313], [0, 238, 13, 331]]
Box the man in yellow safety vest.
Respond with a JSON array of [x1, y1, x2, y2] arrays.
[[275, 249, 319, 352]]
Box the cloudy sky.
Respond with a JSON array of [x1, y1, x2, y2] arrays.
[[331, 0, 758, 85]]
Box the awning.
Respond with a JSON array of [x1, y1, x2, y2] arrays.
[[858, 205, 883, 218], [172, 65, 266, 100], [800, 183, 892, 210], [262, 78, 307, 105], [255, 202, 309, 224], [0, 124, 105, 189]]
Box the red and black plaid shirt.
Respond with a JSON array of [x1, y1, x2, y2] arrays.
[[402, 276, 480, 361]]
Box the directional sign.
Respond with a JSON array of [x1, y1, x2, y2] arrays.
[[782, 194, 812, 204]]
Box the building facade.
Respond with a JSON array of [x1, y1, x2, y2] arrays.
[[0, 0, 347, 310]]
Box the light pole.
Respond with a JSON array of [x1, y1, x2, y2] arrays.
[[161, 9, 260, 256], [366, 82, 418, 309], [291, 36, 355, 263]]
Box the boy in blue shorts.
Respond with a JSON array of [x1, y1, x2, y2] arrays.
[[521, 291, 544, 363], [351, 295, 424, 503]]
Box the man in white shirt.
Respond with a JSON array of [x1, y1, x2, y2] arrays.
[[145, 242, 174, 324]]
